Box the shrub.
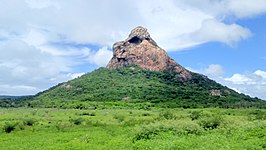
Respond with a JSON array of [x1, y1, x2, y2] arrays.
[[142, 113, 151, 116], [86, 120, 106, 127], [114, 114, 126, 122], [55, 122, 68, 131], [190, 110, 203, 120], [31, 109, 38, 116], [123, 118, 154, 127], [69, 118, 84, 125], [133, 120, 203, 142], [198, 115, 223, 130], [177, 121, 204, 135], [3, 122, 17, 133], [248, 110, 266, 120], [133, 124, 161, 142], [79, 112, 96, 116], [17, 122, 25, 130], [23, 118, 37, 126], [159, 110, 175, 120]]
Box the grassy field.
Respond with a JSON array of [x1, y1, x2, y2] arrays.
[[0, 107, 266, 150]]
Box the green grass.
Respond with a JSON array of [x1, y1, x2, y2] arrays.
[[0, 107, 266, 149]]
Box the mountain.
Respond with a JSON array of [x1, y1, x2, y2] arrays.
[[0, 95, 21, 99], [0, 95, 32, 100], [107, 26, 191, 80], [0, 95, 33, 108], [24, 27, 265, 109]]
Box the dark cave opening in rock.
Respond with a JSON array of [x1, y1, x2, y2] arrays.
[[128, 36, 142, 44]]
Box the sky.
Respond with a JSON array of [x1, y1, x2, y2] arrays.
[[0, 0, 266, 99]]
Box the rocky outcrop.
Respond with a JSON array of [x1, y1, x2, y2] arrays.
[[210, 89, 222, 97], [106, 26, 191, 80]]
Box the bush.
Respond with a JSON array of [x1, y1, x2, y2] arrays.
[[142, 113, 152, 116], [55, 122, 68, 131], [23, 118, 37, 126], [248, 110, 266, 120], [79, 112, 96, 116], [114, 114, 126, 122], [133, 120, 203, 142], [123, 118, 154, 127], [198, 115, 223, 130], [190, 110, 203, 120], [159, 110, 175, 120], [133, 124, 162, 142], [69, 118, 84, 125], [177, 121, 203, 135], [3, 122, 17, 133], [86, 120, 106, 127]]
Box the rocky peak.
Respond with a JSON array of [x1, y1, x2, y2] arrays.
[[126, 26, 157, 46], [106, 26, 191, 80]]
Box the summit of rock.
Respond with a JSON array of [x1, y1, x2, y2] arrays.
[[106, 26, 191, 80]]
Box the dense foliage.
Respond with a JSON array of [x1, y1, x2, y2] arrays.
[[17, 65, 265, 109], [0, 108, 266, 149]]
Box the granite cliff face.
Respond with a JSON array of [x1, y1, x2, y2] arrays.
[[106, 26, 191, 80]]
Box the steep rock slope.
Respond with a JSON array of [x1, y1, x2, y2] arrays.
[[107, 26, 191, 80]]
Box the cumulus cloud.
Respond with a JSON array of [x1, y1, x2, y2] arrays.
[[1, 0, 266, 95], [224, 70, 266, 99], [187, 19, 251, 46], [0, 39, 70, 95], [204, 64, 225, 77], [180, 0, 266, 19], [254, 70, 266, 79], [225, 74, 254, 85], [189, 65, 266, 100], [88, 47, 113, 67], [227, 0, 266, 18], [188, 64, 224, 77], [67, 73, 86, 79]]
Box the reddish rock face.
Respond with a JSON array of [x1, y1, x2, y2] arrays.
[[106, 26, 191, 80]]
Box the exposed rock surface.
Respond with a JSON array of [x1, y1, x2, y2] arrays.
[[106, 26, 191, 80], [210, 89, 222, 97]]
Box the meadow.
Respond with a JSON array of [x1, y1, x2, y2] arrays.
[[0, 107, 266, 150]]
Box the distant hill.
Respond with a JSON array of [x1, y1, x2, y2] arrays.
[[0, 95, 33, 108], [19, 27, 266, 109], [0, 95, 29, 100], [29, 65, 265, 108]]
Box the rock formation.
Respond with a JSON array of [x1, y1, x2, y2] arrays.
[[106, 26, 191, 80]]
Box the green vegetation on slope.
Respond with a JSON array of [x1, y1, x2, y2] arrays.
[[24, 65, 266, 109], [0, 108, 266, 149]]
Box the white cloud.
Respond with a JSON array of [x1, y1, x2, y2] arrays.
[[225, 74, 254, 85], [0, 84, 39, 96], [23, 29, 47, 47], [190, 65, 266, 100], [188, 64, 224, 77], [221, 70, 266, 100], [1, 0, 261, 50], [0, 0, 266, 95], [188, 19, 251, 46], [0, 39, 70, 95], [67, 73, 85, 79], [228, 0, 266, 18], [254, 70, 266, 79], [179, 0, 266, 19], [204, 64, 224, 77], [25, 0, 59, 9], [88, 47, 113, 67]]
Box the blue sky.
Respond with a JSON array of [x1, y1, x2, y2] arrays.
[[1, 0, 266, 99], [171, 13, 266, 75]]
